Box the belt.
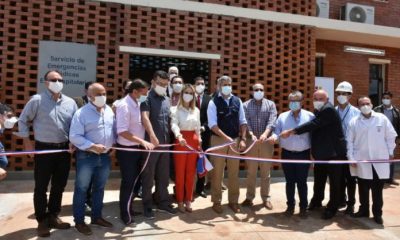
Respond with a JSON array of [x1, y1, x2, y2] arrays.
[[282, 149, 310, 154], [78, 149, 111, 155], [36, 141, 69, 148]]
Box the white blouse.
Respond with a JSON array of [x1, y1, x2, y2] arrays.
[[170, 105, 201, 141]]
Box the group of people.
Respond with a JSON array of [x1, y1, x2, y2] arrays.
[[0, 66, 398, 238]]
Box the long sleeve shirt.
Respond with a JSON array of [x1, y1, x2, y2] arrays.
[[272, 109, 315, 152], [170, 106, 201, 140], [17, 89, 77, 143], [243, 98, 277, 137], [69, 103, 116, 151], [207, 93, 247, 129], [116, 95, 145, 146]]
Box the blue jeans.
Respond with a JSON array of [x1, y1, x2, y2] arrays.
[[281, 149, 311, 209], [0, 141, 8, 168], [73, 150, 111, 224]]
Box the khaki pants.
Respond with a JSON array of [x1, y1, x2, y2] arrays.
[[244, 140, 273, 202], [210, 135, 240, 204]]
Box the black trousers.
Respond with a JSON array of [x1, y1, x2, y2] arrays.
[[358, 167, 385, 217], [310, 162, 343, 213], [195, 130, 211, 193], [34, 141, 71, 222], [340, 164, 357, 207], [142, 151, 171, 209], [116, 144, 143, 222]]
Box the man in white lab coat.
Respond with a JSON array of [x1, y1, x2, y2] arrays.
[[346, 96, 397, 225]]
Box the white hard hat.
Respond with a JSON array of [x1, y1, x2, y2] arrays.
[[335, 81, 353, 93]]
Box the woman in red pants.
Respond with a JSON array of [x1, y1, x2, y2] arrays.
[[170, 84, 201, 213]]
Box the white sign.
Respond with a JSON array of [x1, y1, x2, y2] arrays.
[[38, 41, 97, 97], [315, 77, 335, 105]]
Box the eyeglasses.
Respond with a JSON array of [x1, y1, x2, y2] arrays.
[[48, 78, 64, 83], [254, 89, 264, 92], [337, 92, 349, 96], [183, 92, 194, 95]]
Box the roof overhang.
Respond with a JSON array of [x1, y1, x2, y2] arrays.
[[93, 0, 400, 49]]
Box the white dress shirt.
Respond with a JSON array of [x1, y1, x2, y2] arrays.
[[170, 105, 201, 141], [346, 111, 397, 179]]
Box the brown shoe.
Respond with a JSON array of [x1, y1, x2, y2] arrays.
[[75, 223, 92, 235], [37, 220, 50, 238], [48, 215, 71, 229], [263, 200, 273, 210], [228, 203, 241, 213], [91, 218, 113, 228], [212, 203, 223, 214], [241, 199, 253, 207]]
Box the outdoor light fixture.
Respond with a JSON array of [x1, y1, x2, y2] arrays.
[[343, 46, 385, 56]]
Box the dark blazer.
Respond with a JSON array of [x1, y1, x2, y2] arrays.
[[295, 102, 347, 160], [198, 93, 211, 149]]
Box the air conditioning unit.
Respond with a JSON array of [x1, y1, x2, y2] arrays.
[[340, 3, 374, 24], [316, 0, 329, 18]]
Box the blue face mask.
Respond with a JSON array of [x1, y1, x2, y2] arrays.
[[289, 101, 301, 111], [137, 95, 147, 103], [221, 86, 232, 96]]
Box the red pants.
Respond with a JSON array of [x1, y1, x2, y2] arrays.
[[174, 131, 199, 202]]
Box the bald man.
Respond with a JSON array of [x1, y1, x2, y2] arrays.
[[70, 83, 116, 235], [281, 89, 347, 220]]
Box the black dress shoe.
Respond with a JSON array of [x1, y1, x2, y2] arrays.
[[352, 211, 369, 218], [196, 191, 207, 198], [321, 210, 335, 220], [373, 216, 383, 225], [307, 202, 322, 211], [284, 207, 294, 217], [344, 205, 354, 215]]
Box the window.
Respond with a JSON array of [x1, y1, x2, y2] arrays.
[[315, 57, 324, 77], [369, 64, 386, 107]]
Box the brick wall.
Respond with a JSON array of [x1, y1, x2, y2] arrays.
[[0, 0, 315, 170], [328, 0, 400, 27]]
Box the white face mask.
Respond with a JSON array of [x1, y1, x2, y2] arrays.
[[313, 101, 325, 111], [337, 95, 348, 105], [92, 95, 107, 108], [137, 95, 147, 103], [172, 83, 183, 93], [360, 105, 372, 115], [221, 86, 232, 96], [154, 84, 167, 96], [182, 93, 194, 103], [3, 116, 18, 129], [195, 84, 205, 94], [253, 91, 264, 101], [48, 81, 63, 94], [382, 99, 391, 106]]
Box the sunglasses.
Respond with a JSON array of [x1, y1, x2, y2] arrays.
[[254, 89, 264, 92], [48, 78, 64, 83]]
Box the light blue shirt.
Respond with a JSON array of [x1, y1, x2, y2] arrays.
[[207, 92, 247, 129], [273, 109, 315, 152], [69, 103, 116, 151], [336, 104, 360, 136]]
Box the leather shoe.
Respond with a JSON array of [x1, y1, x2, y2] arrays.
[[48, 215, 70, 229], [352, 211, 369, 218], [374, 216, 384, 225], [212, 203, 223, 214], [196, 191, 207, 198], [344, 205, 354, 215], [321, 210, 335, 220], [389, 180, 399, 186], [91, 218, 113, 228], [37, 219, 50, 237], [228, 203, 241, 213], [307, 202, 322, 211], [204, 182, 211, 190], [241, 199, 253, 207], [263, 200, 273, 210], [284, 207, 294, 217], [299, 208, 308, 219], [75, 223, 92, 235]]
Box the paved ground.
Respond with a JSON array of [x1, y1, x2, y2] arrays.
[[1, 175, 400, 240]]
